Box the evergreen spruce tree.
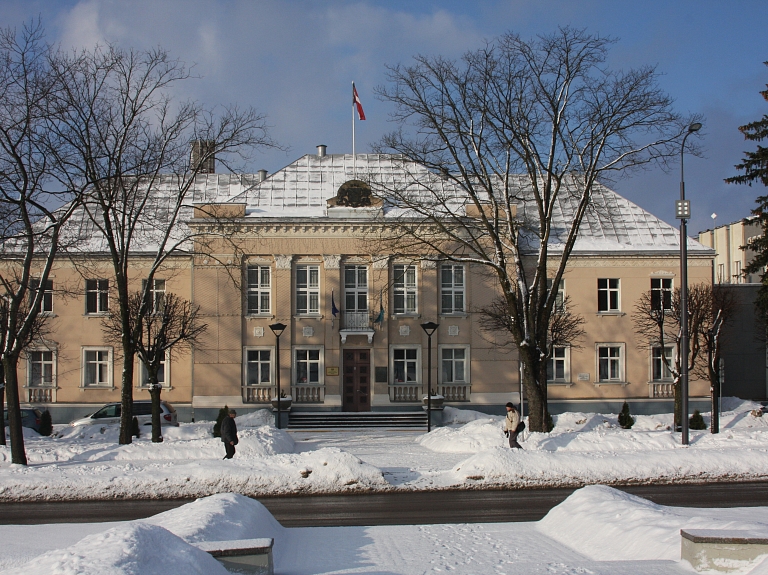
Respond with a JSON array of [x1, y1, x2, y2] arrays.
[[213, 405, 229, 438], [38, 410, 52, 437], [131, 416, 141, 438], [618, 401, 635, 429], [690, 410, 707, 430], [726, 61, 768, 313], [545, 412, 554, 433]]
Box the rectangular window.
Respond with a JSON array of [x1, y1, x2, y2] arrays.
[[142, 279, 166, 313], [652, 346, 674, 381], [393, 348, 418, 383], [717, 263, 726, 284], [82, 348, 112, 387], [734, 261, 742, 284], [597, 344, 623, 382], [296, 265, 320, 314], [344, 265, 368, 312], [247, 266, 271, 314], [547, 278, 565, 312], [597, 278, 620, 312], [28, 351, 55, 387], [139, 354, 168, 388], [86, 279, 109, 314], [30, 279, 53, 313], [393, 264, 417, 314], [441, 265, 465, 314], [295, 348, 321, 384], [245, 348, 272, 386], [441, 347, 467, 383], [547, 346, 569, 382], [650, 278, 672, 311]]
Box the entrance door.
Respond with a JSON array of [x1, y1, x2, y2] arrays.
[[343, 349, 371, 412]]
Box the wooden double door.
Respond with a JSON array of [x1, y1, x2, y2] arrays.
[[343, 349, 371, 412]]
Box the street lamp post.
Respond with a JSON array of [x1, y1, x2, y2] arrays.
[[420, 321, 439, 432], [676, 122, 702, 446], [269, 322, 287, 429]]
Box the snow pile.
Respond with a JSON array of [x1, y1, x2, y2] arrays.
[[0, 522, 226, 575], [441, 406, 494, 425], [236, 409, 274, 427], [538, 485, 768, 567], [417, 417, 505, 452]]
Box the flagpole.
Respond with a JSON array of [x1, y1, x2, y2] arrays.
[[352, 81, 356, 176]]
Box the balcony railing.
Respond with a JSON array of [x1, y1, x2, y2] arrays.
[[389, 383, 421, 402], [340, 311, 375, 343], [27, 386, 55, 403], [243, 385, 272, 404], [438, 384, 471, 402], [650, 382, 675, 398], [293, 385, 325, 403]]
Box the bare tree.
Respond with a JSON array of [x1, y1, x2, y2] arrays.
[[49, 43, 277, 444], [632, 283, 730, 430], [101, 292, 206, 442], [372, 27, 695, 431], [0, 21, 84, 463]]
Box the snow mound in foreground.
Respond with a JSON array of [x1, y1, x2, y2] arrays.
[[417, 417, 505, 452], [236, 409, 274, 427], [441, 406, 497, 425], [145, 492, 285, 543], [0, 522, 226, 575], [538, 485, 768, 562]]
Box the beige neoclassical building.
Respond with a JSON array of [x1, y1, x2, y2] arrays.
[[15, 149, 715, 422]]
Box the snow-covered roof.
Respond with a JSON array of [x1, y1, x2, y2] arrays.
[[187, 153, 711, 256]]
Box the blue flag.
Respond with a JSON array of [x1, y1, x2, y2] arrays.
[[374, 293, 384, 324], [331, 290, 339, 317]]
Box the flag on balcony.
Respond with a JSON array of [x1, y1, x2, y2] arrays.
[[331, 290, 339, 317], [374, 290, 384, 325]]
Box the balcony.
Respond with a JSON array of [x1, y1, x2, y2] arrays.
[[438, 384, 471, 402], [242, 385, 272, 404], [293, 385, 325, 403], [26, 386, 55, 403], [339, 311, 375, 343], [650, 382, 675, 398]]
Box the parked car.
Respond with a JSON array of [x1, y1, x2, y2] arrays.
[[3, 407, 44, 433], [70, 401, 178, 427]]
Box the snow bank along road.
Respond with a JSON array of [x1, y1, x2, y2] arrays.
[[3, 399, 768, 502], [6, 487, 768, 574]]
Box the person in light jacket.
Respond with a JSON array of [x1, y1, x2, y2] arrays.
[[503, 402, 523, 449], [221, 409, 239, 459]]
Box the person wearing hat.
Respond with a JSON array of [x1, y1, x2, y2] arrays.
[[503, 402, 523, 449], [221, 408, 239, 459]]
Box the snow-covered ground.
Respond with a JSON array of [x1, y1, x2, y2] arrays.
[[4, 397, 768, 500], [4, 487, 768, 574]]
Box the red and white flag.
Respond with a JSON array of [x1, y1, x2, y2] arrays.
[[353, 83, 366, 121]]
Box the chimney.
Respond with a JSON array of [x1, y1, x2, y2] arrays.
[[317, 144, 327, 157], [258, 169, 268, 182], [191, 140, 216, 174]]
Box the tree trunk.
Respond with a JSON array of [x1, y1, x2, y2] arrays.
[[709, 358, 720, 434], [0, 368, 6, 446], [520, 348, 550, 432], [149, 382, 163, 443], [118, 347, 135, 445], [673, 379, 682, 432], [3, 354, 27, 465]]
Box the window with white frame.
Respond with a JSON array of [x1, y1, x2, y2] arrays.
[[597, 344, 624, 382], [296, 265, 320, 314], [547, 278, 565, 312], [717, 263, 726, 283], [734, 261, 743, 284], [295, 347, 322, 384], [85, 279, 109, 314], [82, 348, 112, 388], [244, 348, 272, 386], [30, 278, 53, 313], [344, 265, 368, 312], [441, 265, 465, 314], [139, 353, 169, 388], [650, 278, 672, 311], [597, 278, 620, 312], [440, 346, 468, 384], [651, 345, 674, 381], [246, 266, 271, 315], [547, 346, 570, 382], [392, 347, 419, 383], [28, 350, 55, 387], [142, 279, 165, 313], [393, 264, 417, 314]]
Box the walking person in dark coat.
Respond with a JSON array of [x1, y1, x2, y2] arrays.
[[221, 409, 239, 459]]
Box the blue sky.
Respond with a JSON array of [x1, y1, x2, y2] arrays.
[[4, 0, 767, 233]]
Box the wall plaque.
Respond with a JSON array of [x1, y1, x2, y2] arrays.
[[326, 367, 339, 376]]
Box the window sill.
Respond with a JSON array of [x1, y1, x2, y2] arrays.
[[294, 314, 323, 319], [84, 312, 110, 317], [136, 385, 173, 391], [593, 381, 629, 387], [80, 385, 115, 390], [23, 385, 58, 389], [547, 381, 573, 387], [246, 314, 274, 319], [392, 313, 420, 319], [439, 312, 468, 318], [596, 311, 625, 317]]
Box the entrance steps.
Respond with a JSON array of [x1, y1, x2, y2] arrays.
[[287, 410, 428, 429]]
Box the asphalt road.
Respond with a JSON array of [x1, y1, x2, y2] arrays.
[[4, 482, 768, 526]]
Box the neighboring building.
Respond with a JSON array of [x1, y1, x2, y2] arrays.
[[699, 217, 767, 401], [698, 216, 761, 284], [12, 147, 715, 422]]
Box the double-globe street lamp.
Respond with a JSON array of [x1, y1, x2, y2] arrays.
[[420, 321, 439, 433], [269, 322, 287, 429], [676, 121, 702, 446]]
